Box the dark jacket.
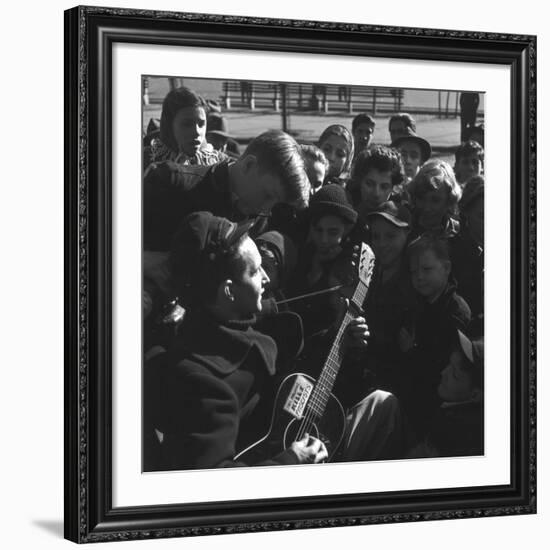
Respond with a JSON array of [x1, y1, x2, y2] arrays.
[[450, 232, 484, 335], [144, 310, 303, 471], [144, 160, 260, 251], [363, 262, 422, 391], [427, 401, 484, 457], [398, 282, 472, 437]]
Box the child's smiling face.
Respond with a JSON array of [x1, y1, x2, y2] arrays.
[[410, 249, 450, 302], [310, 215, 348, 262], [320, 135, 349, 178]]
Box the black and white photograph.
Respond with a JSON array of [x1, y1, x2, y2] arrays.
[[59, 3, 540, 545], [141, 76, 486, 472]]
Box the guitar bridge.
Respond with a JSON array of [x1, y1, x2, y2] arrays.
[[283, 375, 314, 419]]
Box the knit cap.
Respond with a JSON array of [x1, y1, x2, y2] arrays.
[[309, 183, 358, 225]]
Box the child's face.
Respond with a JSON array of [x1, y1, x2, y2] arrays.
[[398, 140, 423, 179], [437, 349, 476, 402], [306, 160, 327, 194], [171, 106, 207, 156], [359, 169, 393, 210], [410, 249, 450, 302], [353, 122, 375, 153], [455, 154, 482, 183], [320, 135, 349, 178], [371, 217, 409, 269], [310, 215, 347, 262], [415, 186, 450, 231]]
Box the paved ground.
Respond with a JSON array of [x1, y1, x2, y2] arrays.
[[144, 102, 462, 165]]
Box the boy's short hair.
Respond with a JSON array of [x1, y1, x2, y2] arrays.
[[351, 145, 405, 188], [408, 159, 462, 216], [388, 113, 416, 133], [407, 232, 451, 263], [352, 113, 376, 133], [160, 86, 206, 153], [243, 130, 311, 210], [301, 144, 329, 170], [455, 140, 485, 164]]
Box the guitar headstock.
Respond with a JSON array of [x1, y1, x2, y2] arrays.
[[357, 242, 376, 287]]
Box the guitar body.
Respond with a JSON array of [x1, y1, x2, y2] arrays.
[[235, 373, 346, 464]]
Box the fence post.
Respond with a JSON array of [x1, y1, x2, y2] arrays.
[[249, 82, 255, 110], [281, 83, 289, 132], [142, 77, 149, 106], [273, 84, 280, 112], [372, 88, 377, 116], [223, 82, 231, 109], [298, 85, 302, 110], [397, 89, 403, 111], [323, 86, 328, 113], [347, 86, 353, 113]]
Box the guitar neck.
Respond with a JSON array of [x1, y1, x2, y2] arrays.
[[306, 280, 369, 418]]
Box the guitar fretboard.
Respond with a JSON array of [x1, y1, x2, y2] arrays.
[[305, 279, 369, 418]]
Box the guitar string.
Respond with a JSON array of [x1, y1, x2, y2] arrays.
[[293, 252, 373, 448], [297, 279, 369, 439], [295, 280, 368, 443]]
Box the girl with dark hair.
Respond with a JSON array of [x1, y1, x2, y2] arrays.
[[144, 86, 227, 169]]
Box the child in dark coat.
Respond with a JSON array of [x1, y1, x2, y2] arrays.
[[398, 234, 471, 438], [407, 329, 484, 458]]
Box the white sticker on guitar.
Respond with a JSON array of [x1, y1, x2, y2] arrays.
[[283, 375, 314, 419]]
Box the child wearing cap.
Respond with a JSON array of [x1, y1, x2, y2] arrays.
[[391, 127, 432, 183], [317, 124, 354, 187], [361, 201, 421, 393], [408, 159, 462, 239], [288, 184, 358, 340], [254, 230, 298, 313], [407, 329, 484, 457], [454, 140, 484, 186], [398, 233, 472, 436]]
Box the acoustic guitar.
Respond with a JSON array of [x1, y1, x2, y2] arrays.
[[235, 243, 376, 463]]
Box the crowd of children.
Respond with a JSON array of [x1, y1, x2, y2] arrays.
[[143, 84, 486, 466]]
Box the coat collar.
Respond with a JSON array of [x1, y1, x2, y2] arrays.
[[177, 310, 278, 376]]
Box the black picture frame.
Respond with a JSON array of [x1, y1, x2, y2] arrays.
[[64, 5, 537, 543]]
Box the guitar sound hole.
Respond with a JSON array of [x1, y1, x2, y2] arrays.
[[283, 418, 320, 449]]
